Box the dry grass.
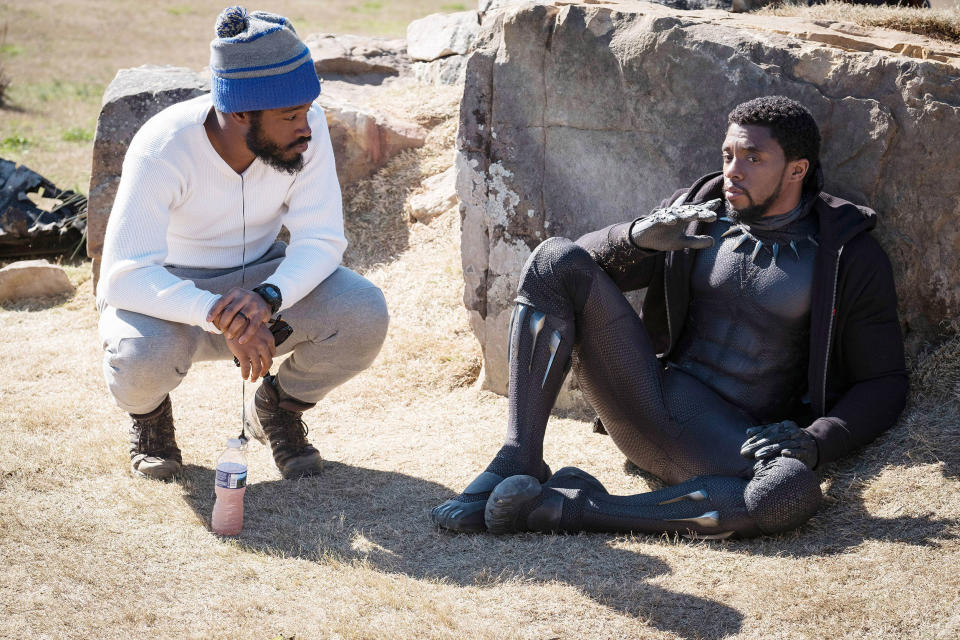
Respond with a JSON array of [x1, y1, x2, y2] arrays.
[[758, 1, 960, 43], [3, 85, 960, 638], [0, 23, 10, 109], [3, 2, 960, 639]]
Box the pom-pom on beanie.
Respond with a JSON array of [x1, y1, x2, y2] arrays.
[[209, 6, 321, 113]]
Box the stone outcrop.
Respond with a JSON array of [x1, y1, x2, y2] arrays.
[[407, 166, 459, 223], [480, 0, 736, 13], [306, 33, 410, 77], [407, 11, 481, 62], [457, 1, 960, 397], [412, 55, 469, 86], [0, 260, 74, 303], [321, 95, 428, 185]]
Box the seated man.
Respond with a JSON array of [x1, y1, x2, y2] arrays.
[[97, 7, 389, 481], [433, 96, 907, 538]]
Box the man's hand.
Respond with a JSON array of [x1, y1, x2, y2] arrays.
[[630, 198, 721, 252], [740, 420, 819, 470], [225, 324, 276, 381], [207, 287, 273, 344]]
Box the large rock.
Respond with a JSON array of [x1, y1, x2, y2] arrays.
[[407, 166, 459, 223], [305, 33, 410, 77], [319, 95, 428, 185], [86, 65, 208, 287], [457, 2, 960, 397], [0, 260, 74, 303], [412, 55, 469, 86], [480, 0, 735, 12], [407, 11, 481, 62]]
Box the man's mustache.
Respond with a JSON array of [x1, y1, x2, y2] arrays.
[[725, 181, 754, 201], [287, 136, 311, 149]]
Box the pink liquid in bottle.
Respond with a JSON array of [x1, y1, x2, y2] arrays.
[[211, 440, 247, 536]]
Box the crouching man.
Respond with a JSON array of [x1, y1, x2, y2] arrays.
[[97, 7, 388, 480], [432, 96, 907, 538]]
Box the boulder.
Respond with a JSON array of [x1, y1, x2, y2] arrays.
[[479, 0, 549, 12], [0, 260, 74, 303], [412, 55, 469, 86], [86, 65, 208, 287], [407, 11, 481, 62], [320, 95, 428, 185], [480, 0, 734, 13], [457, 2, 960, 398], [305, 33, 410, 77], [407, 166, 459, 223]]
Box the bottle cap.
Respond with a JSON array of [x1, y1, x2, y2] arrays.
[[226, 438, 244, 449]]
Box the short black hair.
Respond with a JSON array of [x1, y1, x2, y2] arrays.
[[728, 96, 822, 192]]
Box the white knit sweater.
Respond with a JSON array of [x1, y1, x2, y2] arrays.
[[97, 94, 346, 333]]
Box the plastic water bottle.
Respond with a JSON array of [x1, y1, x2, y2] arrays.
[[211, 438, 247, 536]]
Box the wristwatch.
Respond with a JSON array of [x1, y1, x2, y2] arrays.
[[253, 283, 282, 315]]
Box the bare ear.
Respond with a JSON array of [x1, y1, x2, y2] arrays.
[[788, 158, 809, 184], [228, 111, 251, 126]]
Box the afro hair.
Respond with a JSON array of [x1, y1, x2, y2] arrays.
[[728, 96, 822, 192]]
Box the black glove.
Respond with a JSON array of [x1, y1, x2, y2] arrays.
[[629, 198, 721, 252], [740, 420, 819, 470]]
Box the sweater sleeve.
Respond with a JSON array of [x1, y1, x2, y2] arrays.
[[262, 111, 347, 310], [98, 154, 221, 332]]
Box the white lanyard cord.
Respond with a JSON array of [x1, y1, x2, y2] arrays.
[[239, 175, 248, 444]]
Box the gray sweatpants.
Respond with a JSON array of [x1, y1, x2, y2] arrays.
[[98, 242, 389, 415]]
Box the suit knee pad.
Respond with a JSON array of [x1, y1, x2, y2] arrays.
[[517, 237, 596, 315], [744, 457, 822, 535]]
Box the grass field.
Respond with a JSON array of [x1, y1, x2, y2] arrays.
[[0, 0, 468, 191], [2, 1, 960, 639]]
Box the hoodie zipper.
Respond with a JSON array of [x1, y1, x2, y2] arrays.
[[821, 245, 843, 412], [664, 257, 673, 352], [662, 193, 690, 354]]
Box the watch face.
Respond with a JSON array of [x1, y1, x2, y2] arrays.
[[256, 285, 281, 311]]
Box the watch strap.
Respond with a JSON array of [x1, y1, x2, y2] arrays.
[[253, 283, 282, 315]]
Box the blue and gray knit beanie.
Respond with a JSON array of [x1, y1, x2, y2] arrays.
[[209, 6, 321, 113]]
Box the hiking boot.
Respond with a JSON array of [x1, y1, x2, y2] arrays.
[[244, 375, 323, 479], [129, 396, 182, 481]]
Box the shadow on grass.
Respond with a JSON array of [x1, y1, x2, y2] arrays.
[[0, 291, 74, 311], [174, 383, 960, 637], [780, 394, 960, 557], [179, 461, 744, 639]]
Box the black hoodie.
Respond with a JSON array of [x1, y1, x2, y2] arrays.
[[576, 172, 908, 467]]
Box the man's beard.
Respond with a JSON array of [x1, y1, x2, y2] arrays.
[[728, 168, 786, 224], [245, 117, 310, 175]]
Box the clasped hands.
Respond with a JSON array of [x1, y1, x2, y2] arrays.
[[740, 420, 819, 470], [207, 287, 275, 382]]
